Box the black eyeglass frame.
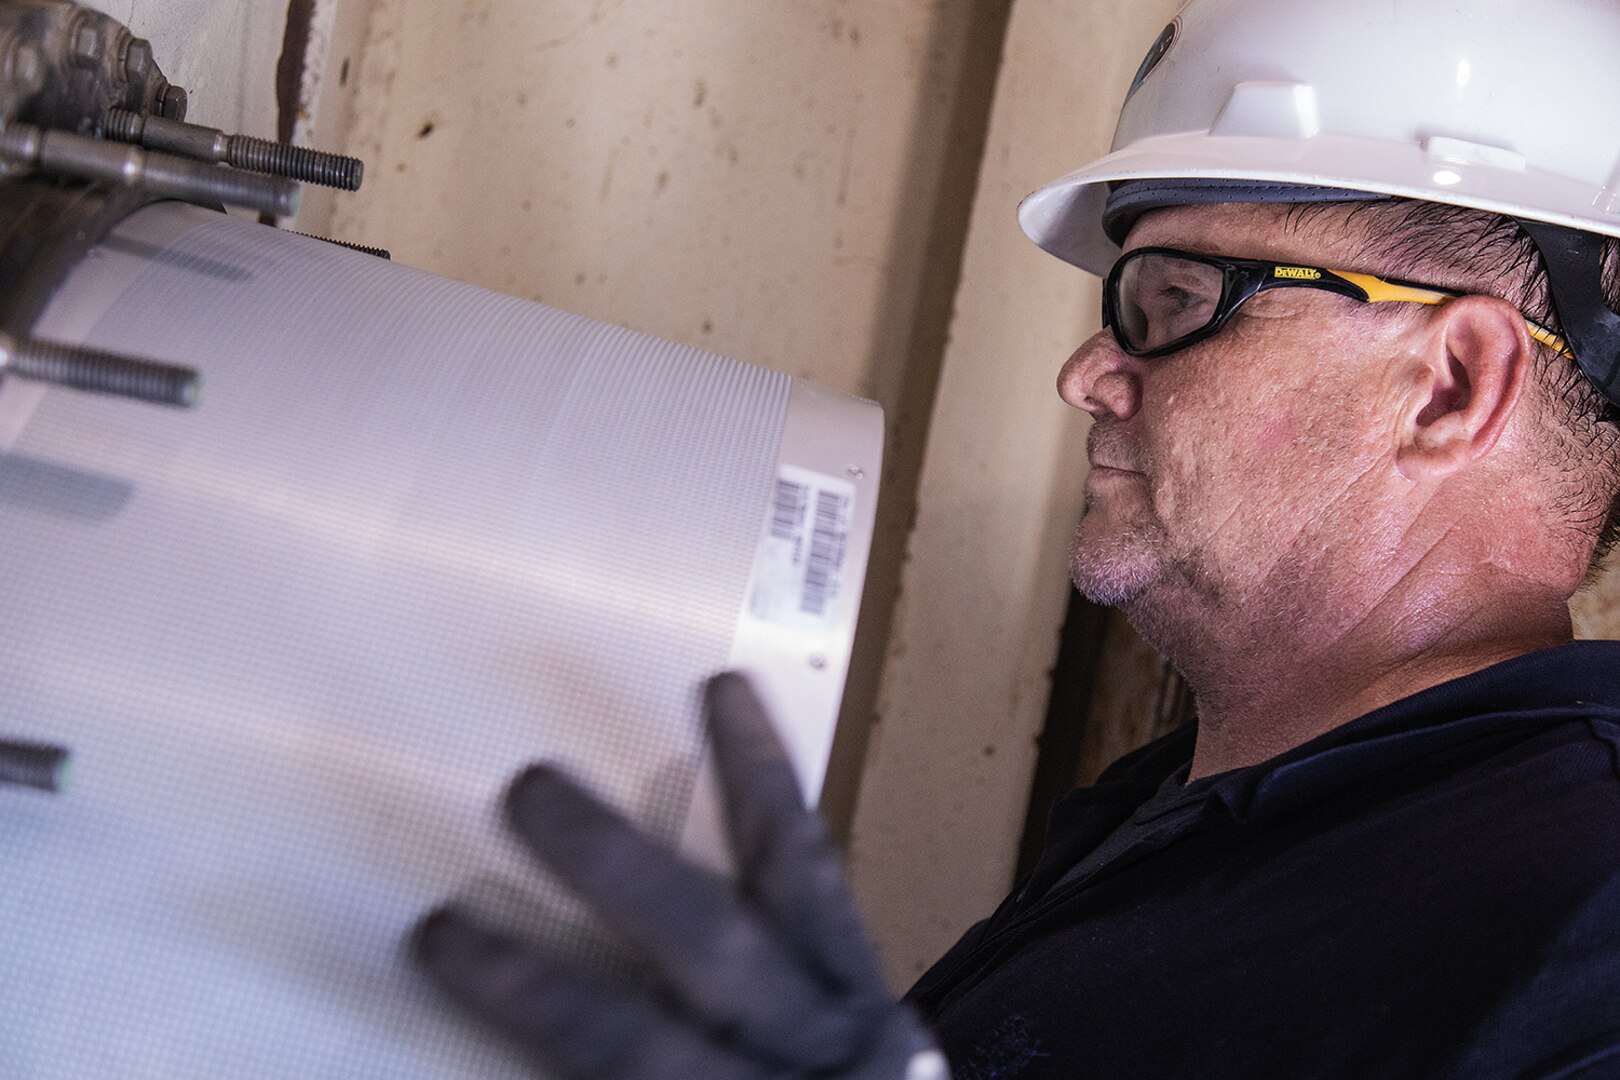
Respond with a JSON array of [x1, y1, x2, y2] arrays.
[[1101, 246, 1569, 361]]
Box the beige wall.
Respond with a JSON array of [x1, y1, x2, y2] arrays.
[[326, 0, 977, 396]]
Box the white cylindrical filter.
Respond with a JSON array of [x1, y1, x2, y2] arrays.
[[0, 201, 882, 1079]]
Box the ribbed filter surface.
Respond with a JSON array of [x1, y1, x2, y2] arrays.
[[0, 203, 794, 1078]]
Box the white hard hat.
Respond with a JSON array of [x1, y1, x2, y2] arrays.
[[1019, 0, 1620, 406], [1020, 0, 1620, 275]]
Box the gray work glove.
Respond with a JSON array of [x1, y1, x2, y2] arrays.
[[414, 673, 950, 1080]]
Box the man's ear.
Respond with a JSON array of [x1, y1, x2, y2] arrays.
[[1395, 295, 1533, 482]]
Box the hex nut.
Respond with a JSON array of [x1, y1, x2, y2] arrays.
[[8, 42, 44, 95], [124, 37, 152, 80], [160, 84, 187, 120], [71, 24, 103, 66]]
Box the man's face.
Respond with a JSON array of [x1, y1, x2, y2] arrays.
[[1060, 203, 1411, 624]]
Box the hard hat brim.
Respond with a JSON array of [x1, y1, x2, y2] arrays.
[[1020, 132, 1620, 277]]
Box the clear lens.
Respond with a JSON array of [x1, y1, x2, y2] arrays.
[[1114, 252, 1226, 353]]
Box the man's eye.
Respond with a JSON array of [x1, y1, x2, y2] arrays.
[[1150, 284, 1214, 312]]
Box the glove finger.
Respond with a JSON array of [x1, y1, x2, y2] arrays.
[[415, 907, 793, 1080], [842, 1002, 951, 1080], [505, 765, 874, 1071], [704, 673, 889, 996]]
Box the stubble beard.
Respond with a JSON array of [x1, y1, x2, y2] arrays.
[[1068, 497, 1172, 608], [1075, 420, 1173, 606], [1068, 500, 1218, 690]]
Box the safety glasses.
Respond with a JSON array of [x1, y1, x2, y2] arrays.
[[1103, 247, 1571, 360]]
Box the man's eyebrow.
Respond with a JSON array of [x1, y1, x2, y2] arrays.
[[1122, 238, 1271, 260]]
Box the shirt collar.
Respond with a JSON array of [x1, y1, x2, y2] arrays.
[[1107, 641, 1620, 825]]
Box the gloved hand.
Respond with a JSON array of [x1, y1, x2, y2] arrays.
[[414, 673, 950, 1080]]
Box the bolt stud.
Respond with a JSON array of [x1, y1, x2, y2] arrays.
[[0, 333, 198, 407], [105, 109, 363, 191]]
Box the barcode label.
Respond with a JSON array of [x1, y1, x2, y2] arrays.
[[771, 478, 808, 541], [750, 466, 855, 634], [801, 488, 848, 616]]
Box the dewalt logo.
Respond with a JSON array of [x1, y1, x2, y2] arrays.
[[1274, 267, 1322, 281]]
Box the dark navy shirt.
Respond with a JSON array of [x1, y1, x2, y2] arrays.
[[906, 642, 1620, 1079]]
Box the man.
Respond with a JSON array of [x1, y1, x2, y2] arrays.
[[415, 0, 1620, 1075]]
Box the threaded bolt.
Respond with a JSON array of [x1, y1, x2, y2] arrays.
[[105, 108, 363, 191], [0, 333, 198, 407], [289, 231, 391, 259], [2, 120, 299, 217], [227, 134, 363, 191], [0, 738, 71, 794], [102, 106, 142, 142]]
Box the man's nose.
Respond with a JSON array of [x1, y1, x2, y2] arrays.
[[1057, 330, 1142, 420]]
